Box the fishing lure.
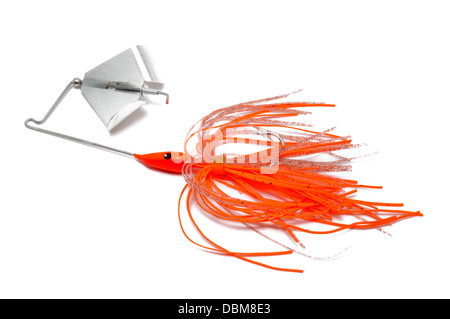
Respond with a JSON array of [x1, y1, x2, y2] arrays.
[[25, 47, 422, 273]]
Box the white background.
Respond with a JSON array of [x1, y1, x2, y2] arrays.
[[1, 0, 449, 298]]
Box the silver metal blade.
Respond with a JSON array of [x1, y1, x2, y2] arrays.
[[80, 46, 167, 131]]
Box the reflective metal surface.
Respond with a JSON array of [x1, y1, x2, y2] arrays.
[[81, 46, 169, 131]]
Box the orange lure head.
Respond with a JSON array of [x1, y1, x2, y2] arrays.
[[134, 152, 185, 173]]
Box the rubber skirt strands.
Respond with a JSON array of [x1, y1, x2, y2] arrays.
[[177, 90, 422, 273]]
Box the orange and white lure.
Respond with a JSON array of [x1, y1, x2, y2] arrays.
[[131, 90, 422, 273], [26, 81, 422, 274]]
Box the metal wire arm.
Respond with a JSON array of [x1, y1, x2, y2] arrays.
[[24, 78, 135, 158]]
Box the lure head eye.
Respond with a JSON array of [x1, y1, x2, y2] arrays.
[[134, 151, 184, 173]]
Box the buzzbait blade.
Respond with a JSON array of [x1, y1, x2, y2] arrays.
[[24, 46, 169, 157], [81, 45, 168, 131]]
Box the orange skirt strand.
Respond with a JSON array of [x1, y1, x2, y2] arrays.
[[177, 91, 422, 273]]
